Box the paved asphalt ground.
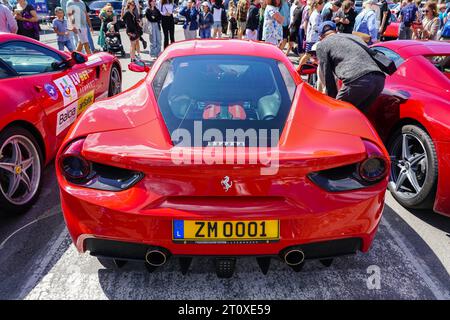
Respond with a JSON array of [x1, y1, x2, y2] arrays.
[[0, 28, 449, 300]]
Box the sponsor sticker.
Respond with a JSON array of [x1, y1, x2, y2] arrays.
[[44, 83, 58, 100], [54, 76, 78, 106], [86, 56, 102, 66], [56, 102, 77, 135], [69, 70, 92, 86], [77, 90, 95, 114]]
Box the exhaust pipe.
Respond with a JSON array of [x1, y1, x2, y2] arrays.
[[145, 249, 168, 267], [283, 249, 305, 266]]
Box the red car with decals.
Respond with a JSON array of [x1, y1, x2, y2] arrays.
[[0, 33, 122, 215], [56, 40, 390, 277]]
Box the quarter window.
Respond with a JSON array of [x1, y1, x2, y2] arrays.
[[372, 47, 404, 68]]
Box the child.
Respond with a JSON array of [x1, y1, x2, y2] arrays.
[[199, 1, 213, 38], [52, 7, 74, 52]]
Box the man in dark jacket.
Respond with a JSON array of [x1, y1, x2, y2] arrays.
[[315, 21, 385, 113], [245, 0, 259, 40]]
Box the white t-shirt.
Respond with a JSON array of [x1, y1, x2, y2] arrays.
[[306, 10, 322, 43], [213, 7, 223, 22], [159, 3, 175, 15]]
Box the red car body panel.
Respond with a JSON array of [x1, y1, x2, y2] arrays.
[[370, 40, 450, 216], [0, 33, 120, 164], [383, 22, 400, 40], [57, 40, 389, 259]]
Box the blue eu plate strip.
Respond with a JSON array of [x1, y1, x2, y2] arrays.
[[173, 220, 184, 239]]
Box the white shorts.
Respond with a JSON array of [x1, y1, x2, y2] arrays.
[[245, 29, 257, 40], [76, 27, 89, 44]]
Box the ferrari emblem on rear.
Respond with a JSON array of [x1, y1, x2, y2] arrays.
[[221, 176, 232, 192]]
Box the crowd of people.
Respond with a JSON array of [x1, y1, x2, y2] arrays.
[[0, 0, 449, 61]]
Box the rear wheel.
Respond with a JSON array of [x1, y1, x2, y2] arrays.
[[387, 125, 438, 210], [108, 64, 122, 97], [0, 126, 43, 215]]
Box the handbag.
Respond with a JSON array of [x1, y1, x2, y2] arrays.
[[142, 17, 151, 34], [352, 31, 371, 43], [347, 37, 397, 75]]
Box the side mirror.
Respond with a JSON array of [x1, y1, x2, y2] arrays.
[[128, 60, 150, 73], [297, 63, 318, 76], [71, 51, 88, 64]]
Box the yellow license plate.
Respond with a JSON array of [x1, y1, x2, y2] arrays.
[[172, 220, 279, 243]]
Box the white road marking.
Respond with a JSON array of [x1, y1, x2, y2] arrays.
[[0, 207, 60, 250], [381, 217, 448, 300], [18, 226, 69, 299]]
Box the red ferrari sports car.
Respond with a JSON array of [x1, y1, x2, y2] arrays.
[[57, 40, 389, 277], [0, 33, 122, 215], [381, 14, 400, 41], [369, 41, 450, 216]]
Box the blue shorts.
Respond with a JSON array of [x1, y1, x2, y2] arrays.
[[305, 42, 316, 53], [212, 21, 222, 29]]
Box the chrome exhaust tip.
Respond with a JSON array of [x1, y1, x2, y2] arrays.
[[145, 249, 168, 267], [283, 249, 305, 266]]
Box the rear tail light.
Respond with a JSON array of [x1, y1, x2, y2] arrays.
[[59, 139, 91, 182], [358, 140, 389, 182], [59, 139, 143, 191], [308, 140, 389, 192]]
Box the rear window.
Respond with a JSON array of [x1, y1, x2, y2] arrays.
[[152, 55, 296, 147], [424, 55, 450, 79]]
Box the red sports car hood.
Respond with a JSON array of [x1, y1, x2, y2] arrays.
[[74, 83, 383, 175]]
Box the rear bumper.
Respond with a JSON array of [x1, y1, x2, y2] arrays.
[[59, 179, 386, 257]]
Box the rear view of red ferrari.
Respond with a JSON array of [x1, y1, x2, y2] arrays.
[[56, 40, 389, 278]]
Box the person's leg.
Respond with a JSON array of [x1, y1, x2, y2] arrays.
[[357, 74, 386, 112], [88, 28, 95, 52], [156, 27, 162, 55], [65, 39, 74, 52], [83, 43, 92, 54], [150, 24, 156, 56], [136, 40, 141, 55], [162, 17, 169, 48], [129, 39, 136, 60], [335, 73, 383, 114], [57, 41, 64, 51], [169, 18, 175, 44]]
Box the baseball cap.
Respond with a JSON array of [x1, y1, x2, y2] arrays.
[[318, 21, 337, 37], [201, 1, 209, 5]]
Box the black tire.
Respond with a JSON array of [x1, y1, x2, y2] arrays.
[[387, 124, 438, 210], [108, 64, 122, 97], [0, 126, 43, 216]]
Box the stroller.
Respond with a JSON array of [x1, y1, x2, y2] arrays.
[[104, 23, 125, 57]]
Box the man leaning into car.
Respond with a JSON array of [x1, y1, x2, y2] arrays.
[[315, 21, 385, 114]]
